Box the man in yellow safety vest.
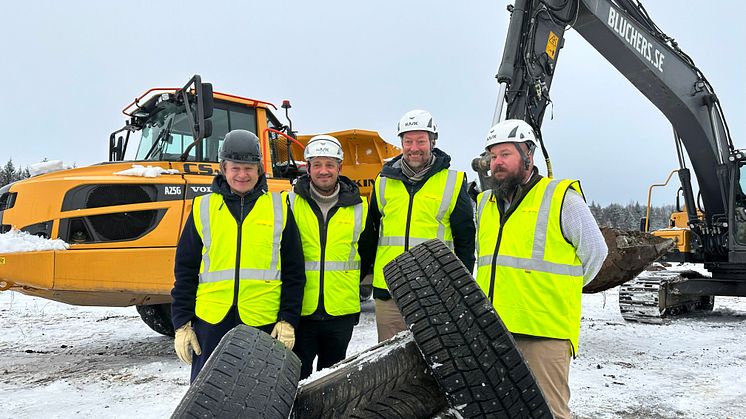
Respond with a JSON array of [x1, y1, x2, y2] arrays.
[[170, 129, 306, 382], [360, 109, 476, 342], [474, 119, 607, 419], [288, 134, 375, 379]]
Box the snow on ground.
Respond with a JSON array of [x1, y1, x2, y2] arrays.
[[113, 165, 180, 178], [1, 272, 745, 418], [0, 230, 68, 253]]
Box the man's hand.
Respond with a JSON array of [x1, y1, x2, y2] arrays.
[[174, 321, 202, 364], [270, 320, 295, 350]]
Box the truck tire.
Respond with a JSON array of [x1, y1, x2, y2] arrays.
[[384, 239, 553, 419], [292, 332, 447, 419], [172, 324, 301, 419], [136, 303, 175, 337]]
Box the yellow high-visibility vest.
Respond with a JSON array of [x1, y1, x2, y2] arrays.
[[192, 191, 287, 326], [373, 169, 464, 289], [289, 192, 368, 316], [475, 178, 584, 354]]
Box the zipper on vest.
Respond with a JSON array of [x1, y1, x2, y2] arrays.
[[315, 202, 340, 315], [488, 217, 507, 303], [403, 193, 415, 250], [233, 195, 245, 308]]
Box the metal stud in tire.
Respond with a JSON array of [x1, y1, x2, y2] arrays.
[[384, 239, 553, 419], [171, 324, 301, 419]]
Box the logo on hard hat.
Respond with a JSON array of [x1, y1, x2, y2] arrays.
[[404, 121, 419, 127]]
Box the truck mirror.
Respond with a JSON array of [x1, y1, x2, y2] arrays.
[[201, 83, 214, 119], [203, 120, 213, 139], [116, 136, 124, 157]]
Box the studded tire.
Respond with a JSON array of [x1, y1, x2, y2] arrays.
[[384, 239, 552, 419], [291, 332, 447, 419], [172, 324, 301, 419]]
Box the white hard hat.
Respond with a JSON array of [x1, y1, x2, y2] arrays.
[[484, 119, 537, 151], [304, 134, 344, 161], [397, 109, 438, 138]]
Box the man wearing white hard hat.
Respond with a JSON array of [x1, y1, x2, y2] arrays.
[[474, 119, 607, 419], [360, 109, 476, 342], [288, 134, 374, 379]]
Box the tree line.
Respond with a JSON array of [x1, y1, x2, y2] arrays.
[[589, 201, 675, 231], [0, 157, 674, 231], [0, 159, 30, 187]]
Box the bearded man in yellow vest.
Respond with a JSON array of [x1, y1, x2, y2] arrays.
[[475, 119, 608, 419], [170, 129, 306, 383], [288, 135, 375, 379], [359, 109, 476, 342]]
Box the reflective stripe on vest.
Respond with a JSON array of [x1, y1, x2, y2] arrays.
[[290, 190, 367, 316], [373, 169, 463, 289], [475, 178, 584, 354], [193, 191, 286, 325], [475, 183, 583, 277]]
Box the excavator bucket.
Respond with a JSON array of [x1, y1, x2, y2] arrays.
[[583, 227, 675, 294]]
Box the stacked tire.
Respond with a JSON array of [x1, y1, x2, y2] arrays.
[[172, 325, 301, 419], [384, 239, 552, 418], [172, 239, 551, 418]]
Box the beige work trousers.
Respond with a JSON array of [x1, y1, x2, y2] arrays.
[[374, 298, 407, 342], [514, 336, 572, 419]]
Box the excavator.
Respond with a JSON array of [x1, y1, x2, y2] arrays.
[[0, 75, 398, 336], [472, 0, 746, 323]]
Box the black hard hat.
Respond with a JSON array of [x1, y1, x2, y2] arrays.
[[219, 130, 262, 164]]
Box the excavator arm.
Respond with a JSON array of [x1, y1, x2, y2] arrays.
[[488, 0, 746, 320], [492, 0, 737, 259]]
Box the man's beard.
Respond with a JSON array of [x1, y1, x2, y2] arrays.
[[492, 169, 525, 199]]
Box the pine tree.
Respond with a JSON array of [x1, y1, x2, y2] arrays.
[[0, 159, 17, 187]]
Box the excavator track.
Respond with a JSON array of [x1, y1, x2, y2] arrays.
[[619, 269, 714, 324]]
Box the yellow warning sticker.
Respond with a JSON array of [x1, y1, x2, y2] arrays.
[[0, 257, 5, 265], [546, 31, 559, 60]]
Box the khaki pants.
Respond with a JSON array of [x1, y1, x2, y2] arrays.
[[514, 337, 572, 419], [374, 298, 407, 342]]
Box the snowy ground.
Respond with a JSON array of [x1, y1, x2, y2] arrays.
[[2, 276, 745, 419]]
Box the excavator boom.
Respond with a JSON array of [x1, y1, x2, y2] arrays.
[[489, 0, 746, 321]]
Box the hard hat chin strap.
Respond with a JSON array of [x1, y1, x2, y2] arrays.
[[513, 142, 532, 170]]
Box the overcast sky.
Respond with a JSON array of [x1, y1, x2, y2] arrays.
[[1, 1, 743, 205]]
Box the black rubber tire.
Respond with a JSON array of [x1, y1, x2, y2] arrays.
[[384, 239, 553, 419], [291, 332, 447, 419], [172, 324, 301, 419], [136, 303, 175, 337]]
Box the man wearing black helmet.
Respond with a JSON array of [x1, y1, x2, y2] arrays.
[[170, 129, 306, 382]]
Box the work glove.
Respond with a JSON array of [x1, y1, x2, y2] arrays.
[[270, 320, 295, 350], [174, 321, 202, 365]]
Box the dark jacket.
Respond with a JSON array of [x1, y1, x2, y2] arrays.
[[171, 173, 306, 329], [292, 174, 376, 319], [359, 148, 476, 299]]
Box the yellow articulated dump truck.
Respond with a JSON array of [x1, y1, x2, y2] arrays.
[[0, 75, 399, 336]]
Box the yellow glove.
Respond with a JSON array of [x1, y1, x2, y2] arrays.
[[270, 320, 295, 350], [174, 321, 202, 364]]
